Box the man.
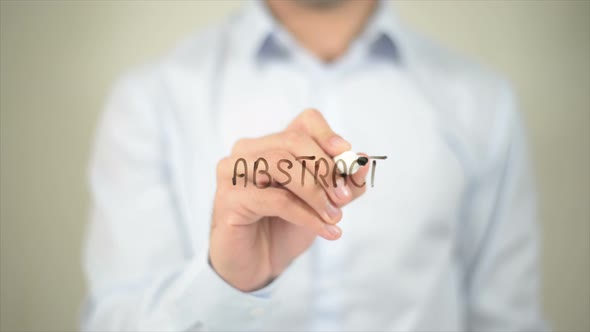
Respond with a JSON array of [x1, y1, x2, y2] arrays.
[[82, 0, 547, 330]]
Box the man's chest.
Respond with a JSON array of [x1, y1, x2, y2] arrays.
[[163, 65, 467, 327]]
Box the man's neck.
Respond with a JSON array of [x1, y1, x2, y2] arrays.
[[266, 0, 378, 63]]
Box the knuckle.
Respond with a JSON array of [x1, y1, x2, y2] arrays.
[[283, 131, 304, 149], [231, 138, 249, 155], [267, 150, 290, 163], [216, 157, 230, 176], [300, 109, 320, 130], [216, 157, 244, 185], [302, 108, 321, 120]]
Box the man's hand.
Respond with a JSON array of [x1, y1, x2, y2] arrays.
[[209, 109, 369, 292]]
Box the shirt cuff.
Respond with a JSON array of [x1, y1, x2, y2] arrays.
[[206, 256, 276, 300], [159, 249, 279, 331]]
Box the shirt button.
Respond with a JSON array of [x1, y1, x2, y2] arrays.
[[250, 307, 265, 317]]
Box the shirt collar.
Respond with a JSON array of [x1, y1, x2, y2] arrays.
[[361, 0, 401, 62], [238, 0, 402, 64]]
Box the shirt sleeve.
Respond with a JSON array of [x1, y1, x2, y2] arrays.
[[81, 70, 277, 331], [461, 82, 549, 331]]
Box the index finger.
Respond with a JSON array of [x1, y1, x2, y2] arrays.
[[286, 108, 351, 157]]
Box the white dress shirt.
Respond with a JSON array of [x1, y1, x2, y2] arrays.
[[82, 1, 547, 331]]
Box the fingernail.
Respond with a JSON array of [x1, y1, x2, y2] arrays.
[[334, 177, 351, 200], [324, 224, 341, 237], [325, 201, 341, 221], [329, 136, 349, 150]]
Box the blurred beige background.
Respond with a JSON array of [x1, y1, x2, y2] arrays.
[[1, 1, 588, 331]]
